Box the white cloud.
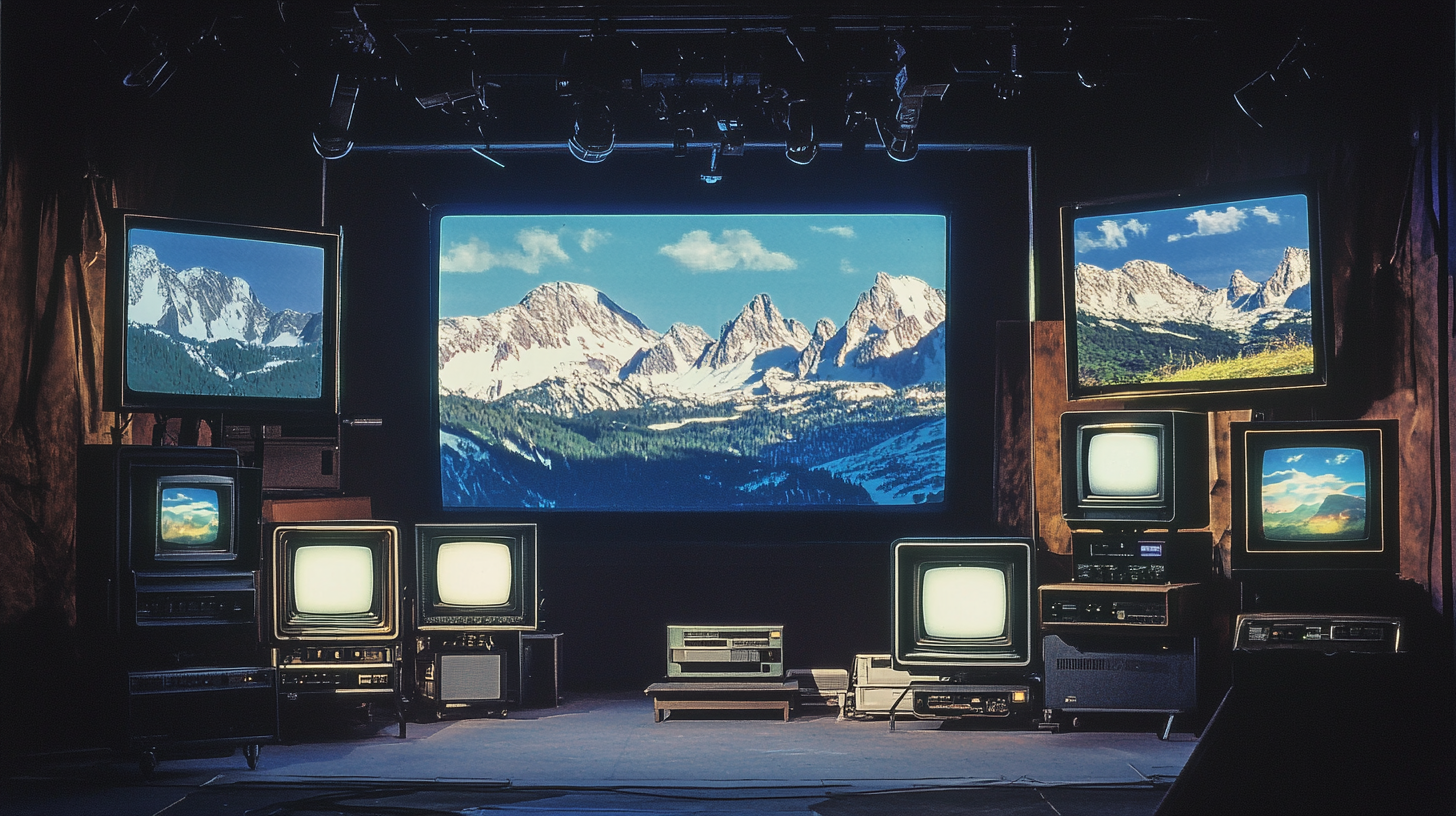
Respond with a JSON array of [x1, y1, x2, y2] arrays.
[[1332, 453, 1352, 465], [1262, 468, 1364, 514], [812, 226, 856, 239], [440, 227, 571, 274], [658, 229, 797, 272], [840, 258, 858, 274], [578, 228, 610, 252], [1252, 205, 1281, 224], [1167, 206, 1248, 242], [1074, 218, 1149, 252], [1285, 453, 1305, 463]]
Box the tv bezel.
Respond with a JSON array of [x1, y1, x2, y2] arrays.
[[104, 211, 342, 416], [429, 203, 961, 515], [129, 464, 258, 571], [1060, 410, 1210, 531], [1061, 175, 1329, 402], [1230, 420, 1400, 575], [415, 522, 539, 631], [271, 522, 400, 641], [892, 537, 1033, 671]]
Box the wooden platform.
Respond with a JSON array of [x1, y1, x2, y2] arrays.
[[644, 680, 799, 722]]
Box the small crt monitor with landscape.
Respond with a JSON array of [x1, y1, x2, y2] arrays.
[[892, 538, 1033, 672], [1061, 410, 1209, 531], [1061, 177, 1327, 400], [154, 475, 234, 560], [271, 522, 399, 641], [1231, 420, 1399, 575], [416, 523, 538, 631]]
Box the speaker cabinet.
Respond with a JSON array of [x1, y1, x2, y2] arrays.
[[1044, 634, 1197, 714]]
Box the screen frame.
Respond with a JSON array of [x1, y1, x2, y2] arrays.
[[1230, 420, 1399, 575], [431, 203, 959, 515], [104, 211, 342, 416], [271, 522, 399, 641], [892, 537, 1033, 671], [1060, 410, 1209, 531], [129, 464, 258, 571], [1061, 175, 1329, 402], [415, 522, 539, 631]]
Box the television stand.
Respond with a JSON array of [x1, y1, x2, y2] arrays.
[[644, 680, 799, 722]]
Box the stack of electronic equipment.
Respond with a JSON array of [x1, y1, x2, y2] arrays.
[[1226, 420, 1407, 678], [77, 445, 273, 777], [666, 625, 785, 681], [1038, 411, 1213, 738]]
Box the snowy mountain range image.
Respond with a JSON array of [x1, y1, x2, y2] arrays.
[[438, 272, 947, 509], [125, 244, 325, 398], [1071, 246, 1315, 387]]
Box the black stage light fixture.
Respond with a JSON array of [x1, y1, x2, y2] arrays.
[[568, 96, 615, 163], [673, 127, 693, 158], [784, 100, 818, 166], [878, 66, 948, 163], [1235, 35, 1318, 129], [313, 74, 360, 160]]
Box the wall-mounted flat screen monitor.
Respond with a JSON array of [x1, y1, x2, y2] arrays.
[[1061, 177, 1327, 401], [434, 211, 948, 510], [1230, 420, 1399, 575], [416, 523, 538, 631], [1061, 410, 1209, 530], [105, 212, 340, 415], [128, 464, 258, 571], [271, 522, 399, 640], [892, 538, 1033, 672]]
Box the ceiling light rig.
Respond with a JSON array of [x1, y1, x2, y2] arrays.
[[877, 39, 949, 163], [1234, 34, 1319, 129]]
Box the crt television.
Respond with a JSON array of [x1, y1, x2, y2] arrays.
[[416, 523, 538, 631], [1230, 420, 1399, 575], [104, 212, 340, 415], [1061, 176, 1328, 401], [1061, 410, 1209, 530], [129, 468, 255, 570], [270, 521, 400, 641], [892, 538, 1033, 672]]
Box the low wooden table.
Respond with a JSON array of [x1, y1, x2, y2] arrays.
[[644, 680, 799, 722]]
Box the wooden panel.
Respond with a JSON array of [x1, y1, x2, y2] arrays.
[[263, 496, 373, 522], [1030, 322, 1123, 555], [1209, 410, 1252, 578], [992, 321, 1033, 536]]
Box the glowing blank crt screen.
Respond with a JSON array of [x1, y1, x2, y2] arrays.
[[1261, 447, 1368, 542], [1086, 432, 1161, 497], [158, 487, 221, 548], [921, 567, 1007, 639], [293, 545, 374, 614], [436, 540, 513, 606]]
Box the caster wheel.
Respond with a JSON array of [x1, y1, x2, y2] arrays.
[[139, 751, 158, 779], [244, 744, 260, 770]]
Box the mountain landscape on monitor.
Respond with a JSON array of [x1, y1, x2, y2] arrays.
[[1073, 246, 1313, 387], [1259, 447, 1367, 543], [438, 272, 946, 508], [126, 244, 324, 398]]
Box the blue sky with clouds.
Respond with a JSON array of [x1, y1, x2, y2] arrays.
[[1071, 193, 1309, 290], [1261, 446, 1366, 514], [437, 214, 947, 332], [131, 228, 326, 314]]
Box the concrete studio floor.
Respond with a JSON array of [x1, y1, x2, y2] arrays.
[[2, 692, 1197, 815]]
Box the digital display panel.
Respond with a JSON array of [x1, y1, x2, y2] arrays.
[[436, 540, 513, 606], [1086, 432, 1161, 497], [293, 545, 374, 615], [436, 213, 948, 510], [921, 566, 1006, 640], [1261, 447, 1367, 542]]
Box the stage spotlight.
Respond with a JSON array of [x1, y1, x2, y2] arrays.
[[994, 43, 1023, 101], [568, 98, 615, 163], [313, 74, 360, 160], [784, 101, 817, 166], [673, 127, 693, 158], [877, 66, 947, 163], [1234, 36, 1317, 129]]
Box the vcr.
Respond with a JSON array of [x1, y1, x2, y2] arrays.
[[1072, 532, 1211, 584], [277, 644, 398, 694], [1041, 582, 1205, 635], [1234, 614, 1404, 653], [667, 625, 783, 679]]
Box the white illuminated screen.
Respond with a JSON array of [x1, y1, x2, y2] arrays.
[[921, 567, 1006, 639], [1086, 432, 1160, 497], [293, 545, 374, 615], [436, 540, 513, 606]]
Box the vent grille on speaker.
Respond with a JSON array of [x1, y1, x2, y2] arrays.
[[439, 653, 504, 702], [1056, 658, 1110, 671]]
